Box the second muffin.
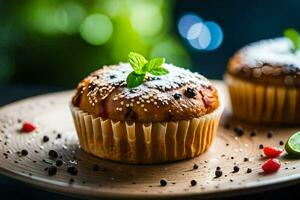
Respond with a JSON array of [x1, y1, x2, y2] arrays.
[[225, 38, 300, 124]]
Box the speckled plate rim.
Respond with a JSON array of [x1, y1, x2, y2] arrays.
[[1, 150, 300, 200], [0, 82, 300, 199]]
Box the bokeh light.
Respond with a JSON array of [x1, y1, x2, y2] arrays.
[[178, 14, 202, 38], [205, 21, 223, 50], [80, 14, 113, 46], [54, 2, 85, 34], [178, 13, 223, 51], [130, 4, 163, 37], [188, 23, 211, 50], [25, 1, 58, 34]]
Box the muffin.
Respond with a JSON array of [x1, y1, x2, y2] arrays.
[[71, 63, 223, 164], [225, 38, 300, 124]]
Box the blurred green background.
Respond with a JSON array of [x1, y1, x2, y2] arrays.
[[1, 0, 300, 89], [0, 0, 191, 88]]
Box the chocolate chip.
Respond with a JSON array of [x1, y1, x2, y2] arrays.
[[246, 168, 252, 173], [233, 166, 240, 173], [49, 150, 58, 159], [234, 126, 244, 136], [184, 87, 196, 98], [191, 179, 197, 186], [244, 157, 249, 162], [21, 149, 28, 156], [193, 164, 199, 170], [160, 178, 168, 186], [67, 166, 78, 175], [215, 170, 222, 178], [43, 136, 49, 143], [173, 93, 182, 100], [56, 160, 63, 167], [48, 166, 57, 176]]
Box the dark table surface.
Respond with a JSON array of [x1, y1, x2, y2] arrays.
[[0, 84, 300, 200]]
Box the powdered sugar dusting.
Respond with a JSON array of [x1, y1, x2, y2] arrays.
[[80, 63, 212, 108], [241, 38, 300, 69]]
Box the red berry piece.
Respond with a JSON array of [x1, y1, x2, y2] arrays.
[[262, 159, 281, 174], [263, 146, 283, 158], [21, 122, 37, 133]]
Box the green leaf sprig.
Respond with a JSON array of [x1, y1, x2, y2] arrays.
[[284, 28, 300, 53], [126, 52, 168, 88]]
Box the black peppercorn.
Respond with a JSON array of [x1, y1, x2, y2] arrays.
[[43, 136, 49, 142], [259, 144, 264, 149], [234, 126, 244, 136], [48, 166, 57, 176], [191, 179, 197, 186], [267, 131, 273, 138], [67, 166, 78, 175], [193, 164, 199, 170], [21, 149, 28, 156], [49, 150, 58, 159], [56, 160, 63, 167], [215, 170, 222, 178], [250, 130, 257, 137], [279, 141, 284, 146], [233, 166, 240, 173], [244, 157, 249, 162], [160, 178, 168, 186], [246, 168, 252, 173]]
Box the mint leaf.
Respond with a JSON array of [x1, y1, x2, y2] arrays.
[[128, 52, 148, 74], [143, 57, 165, 72], [126, 71, 145, 88], [126, 52, 168, 88], [149, 67, 169, 76], [284, 28, 300, 52]]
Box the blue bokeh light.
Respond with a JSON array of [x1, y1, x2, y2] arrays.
[[178, 14, 223, 51], [178, 14, 202, 39], [205, 21, 223, 50], [187, 23, 211, 50]]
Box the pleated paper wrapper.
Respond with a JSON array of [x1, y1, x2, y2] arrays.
[[225, 74, 300, 124], [70, 103, 223, 164]]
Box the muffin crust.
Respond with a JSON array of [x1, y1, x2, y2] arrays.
[[227, 38, 300, 87], [72, 63, 219, 123]]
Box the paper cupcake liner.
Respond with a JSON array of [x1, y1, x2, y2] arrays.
[[70, 104, 223, 164], [225, 74, 300, 124]]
